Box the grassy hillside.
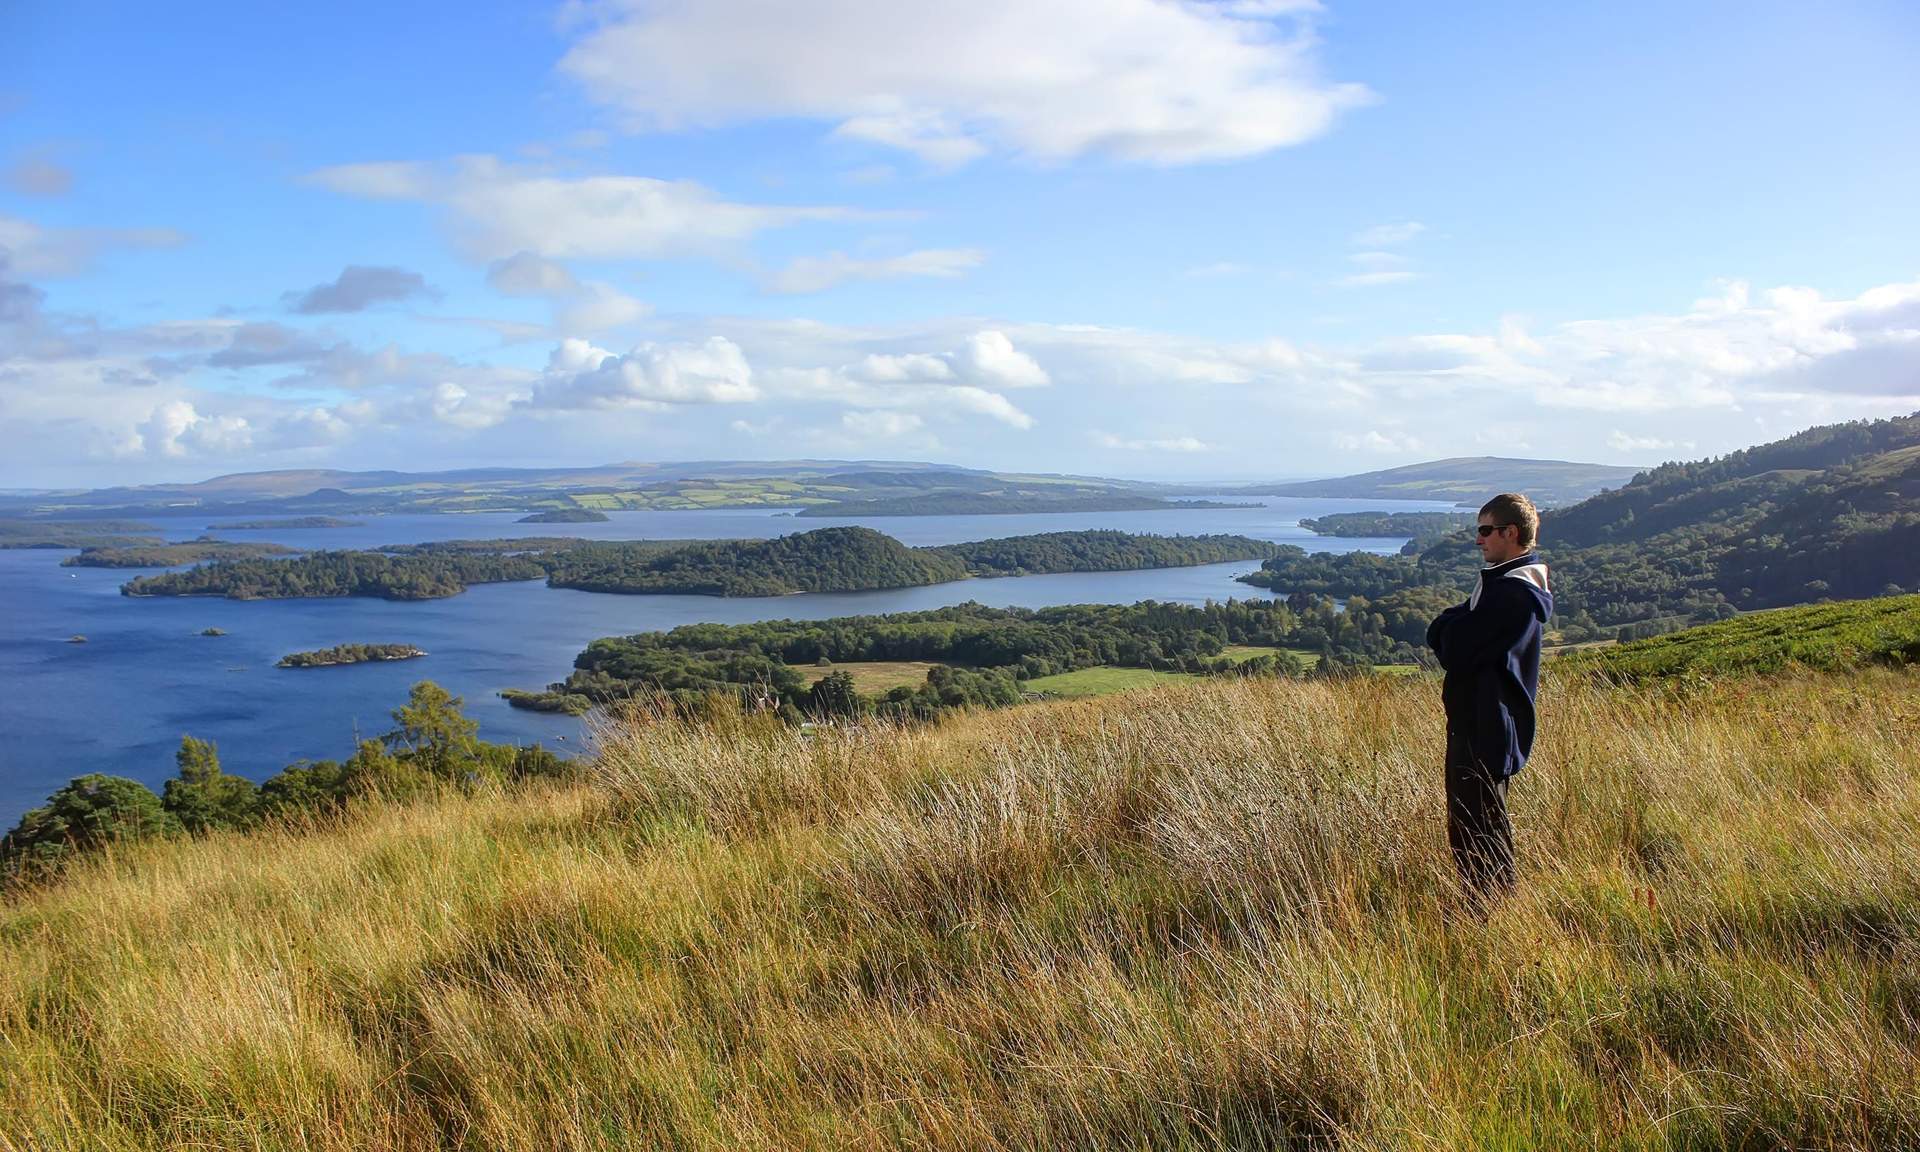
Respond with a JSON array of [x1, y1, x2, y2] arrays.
[[1568, 593, 1920, 682], [5, 668, 1917, 1149]]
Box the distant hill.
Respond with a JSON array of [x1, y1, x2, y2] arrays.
[[1, 460, 1164, 519], [1240, 456, 1644, 506]]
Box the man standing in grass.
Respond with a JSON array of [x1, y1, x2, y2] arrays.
[[1425, 493, 1553, 900]]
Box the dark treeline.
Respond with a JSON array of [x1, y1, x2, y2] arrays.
[[120, 550, 549, 600], [546, 528, 1279, 596], [510, 596, 1426, 721], [548, 527, 967, 596], [63, 540, 297, 568], [109, 529, 1293, 602], [1298, 511, 1475, 544], [277, 643, 426, 667], [0, 682, 571, 888], [1239, 544, 1474, 599], [377, 537, 604, 555], [929, 530, 1277, 576], [517, 508, 610, 523], [1, 519, 164, 550]]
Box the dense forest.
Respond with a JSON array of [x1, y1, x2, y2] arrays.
[[1298, 511, 1474, 543], [277, 643, 427, 667], [547, 527, 968, 596], [0, 519, 162, 549], [1241, 414, 1920, 641], [120, 550, 548, 600], [507, 595, 1427, 721], [0, 682, 569, 888], [107, 529, 1288, 602], [62, 540, 296, 568], [930, 530, 1277, 575], [376, 537, 603, 555], [545, 528, 1279, 595]]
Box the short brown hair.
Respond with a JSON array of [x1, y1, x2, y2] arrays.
[[1479, 492, 1539, 548]]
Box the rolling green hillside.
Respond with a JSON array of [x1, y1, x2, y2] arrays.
[[1566, 594, 1920, 681]]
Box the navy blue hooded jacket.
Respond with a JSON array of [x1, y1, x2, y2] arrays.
[[1425, 552, 1553, 779]]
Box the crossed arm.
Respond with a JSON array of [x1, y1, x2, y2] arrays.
[[1426, 581, 1533, 674]]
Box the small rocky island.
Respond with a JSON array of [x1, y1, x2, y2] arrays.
[[200, 627, 227, 637], [516, 508, 610, 523], [277, 643, 427, 668]]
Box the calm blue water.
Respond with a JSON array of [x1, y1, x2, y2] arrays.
[[0, 497, 1447, 825]]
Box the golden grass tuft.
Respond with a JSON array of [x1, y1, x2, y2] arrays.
[[4, 669, 1919, 1149]]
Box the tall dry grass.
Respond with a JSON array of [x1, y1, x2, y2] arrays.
[[3, 669, 1918, 1149]]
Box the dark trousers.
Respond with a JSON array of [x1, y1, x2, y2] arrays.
[[1445, 733, 1514, 897]]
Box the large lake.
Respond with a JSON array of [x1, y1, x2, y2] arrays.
[[1, 496, 1451, 825]]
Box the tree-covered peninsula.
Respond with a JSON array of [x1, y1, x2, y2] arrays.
[[278, 644, 428, 668], [113, 529, 1284, 602], [63, 541, 297, 568], [121, 550, 547, 600], [543, 527, 1279, 596], [546, 527, 967, 596], [516, 508, 610, 523], [931, 530, 1277, 576], [1297, 511, 1475, 542]]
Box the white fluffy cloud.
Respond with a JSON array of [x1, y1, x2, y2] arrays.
[[953, 330, 1050, 389], [138, 401, 255, 458], [764, 248, 984, 294], [558, 0, 1370, 166], [530, 336, 758, 409], [309, 155, 862, 261]]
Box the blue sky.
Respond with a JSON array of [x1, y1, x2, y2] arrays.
[[4, 0, 1918, 487]]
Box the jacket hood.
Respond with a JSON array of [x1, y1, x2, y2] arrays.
[[1474, 552, 1553, 618]]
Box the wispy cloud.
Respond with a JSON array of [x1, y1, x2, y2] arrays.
[[308, 155, 870, 261], [1351, 220, 1425, 247], [1338, 222, 1426, 287], [1093, 431, 1211, 452], [763, 247, 985, 294]]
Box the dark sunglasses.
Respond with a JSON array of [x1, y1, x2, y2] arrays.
[[1475, 523, 1516, 537]]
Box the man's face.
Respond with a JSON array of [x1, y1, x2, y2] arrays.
[[1476, 514, 1523, 564]]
